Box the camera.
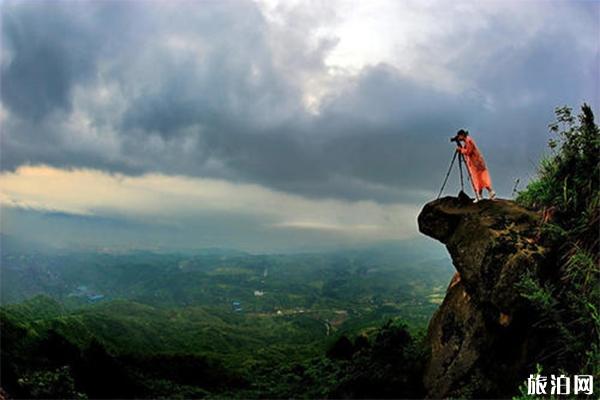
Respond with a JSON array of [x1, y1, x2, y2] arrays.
[[452, 129, 469, 142]]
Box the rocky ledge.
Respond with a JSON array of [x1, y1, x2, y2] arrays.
[[418, 192, 552, 399]]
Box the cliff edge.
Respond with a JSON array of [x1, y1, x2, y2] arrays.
[[418, 193, 552, 399]]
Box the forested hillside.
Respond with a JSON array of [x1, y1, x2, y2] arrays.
[[0, 242, 451, 398]]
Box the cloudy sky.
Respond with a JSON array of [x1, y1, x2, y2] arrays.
[[0, 0, 598, 252]]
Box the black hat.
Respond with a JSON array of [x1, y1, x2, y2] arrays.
[[456, 129, 469, 136]]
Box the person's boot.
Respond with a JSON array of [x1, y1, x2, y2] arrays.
[[489, 190, 496, 200], [473, 192, 481, 203]]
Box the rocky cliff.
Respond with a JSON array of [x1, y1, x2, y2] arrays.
[[418, 193, 554, 399]]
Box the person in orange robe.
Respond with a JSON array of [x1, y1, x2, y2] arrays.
[[455, 129, 496, 202]]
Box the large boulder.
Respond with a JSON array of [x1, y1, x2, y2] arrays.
[[418, 194, 551, 399]]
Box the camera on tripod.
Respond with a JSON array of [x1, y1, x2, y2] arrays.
[[437, 129, 472, 199], [450, 129, 468, 143]]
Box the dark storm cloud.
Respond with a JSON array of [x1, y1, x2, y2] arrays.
[[118, 62, 478, 201], [0, 1, 139, 121], [1, 0, 597, 203], [1, 3, 89, 120]]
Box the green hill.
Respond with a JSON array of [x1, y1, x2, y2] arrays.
[[0, 244, 451, 398]]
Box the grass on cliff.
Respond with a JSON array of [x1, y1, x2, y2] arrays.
[[516, 103, 599, 382]]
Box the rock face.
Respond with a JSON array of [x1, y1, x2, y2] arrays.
[[418, 193, 551, 399]]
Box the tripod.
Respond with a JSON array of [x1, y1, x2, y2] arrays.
[[437, 149, 476, 199]]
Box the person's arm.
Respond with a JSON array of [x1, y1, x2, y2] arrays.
[[457, 140, 472, 155]]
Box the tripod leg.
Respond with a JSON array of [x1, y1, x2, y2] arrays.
[[458, 152, 464, 192], [437, 151, 458, 199], [460, 154, 478, 197]]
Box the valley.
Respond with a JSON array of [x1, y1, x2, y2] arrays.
[[0, 240, 453, 398]]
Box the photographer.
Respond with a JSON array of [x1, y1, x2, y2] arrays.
[[453, 129, 496, 202]]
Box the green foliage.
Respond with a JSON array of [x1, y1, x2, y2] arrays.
[[1, 248, 451, 329], [517, 103, 600, 224], [1, 295, 66, 322], [563, 247, 598, 295], [516, 272, 556, 313], [537, 222, 568, 245], [0, 246, 450, 399], [241, 320, 427, 399], [327, 335, 355, 360], [516, 158, 561, 209], [2, 301, 428, 399], [516, 104, 600, 385], [328, 320, 427, 399], [17, 366, 86, 399], [513, 364, 545, 400]]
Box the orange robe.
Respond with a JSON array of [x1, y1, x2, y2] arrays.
[[457, 136, 492, 193]]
